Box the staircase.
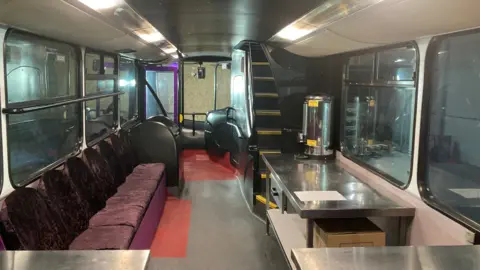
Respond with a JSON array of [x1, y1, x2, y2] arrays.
[[249, 43, 282, 211]]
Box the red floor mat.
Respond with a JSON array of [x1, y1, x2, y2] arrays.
[[150, 197, 192, 258], [183, 150, 237, 181]]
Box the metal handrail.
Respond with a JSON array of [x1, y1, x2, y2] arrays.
[[2, 92, 124, 115], [183, 112, 207, 135], [144, 80, 169, 117]]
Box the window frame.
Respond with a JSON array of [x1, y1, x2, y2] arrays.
[[84, 49, 119, 147], [340, 41, 420, 189], [118, 56, 139, 128], [418, 28, 480, 234], [3, 28, 83, 188]]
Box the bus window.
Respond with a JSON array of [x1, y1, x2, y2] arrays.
[[346, 54, 374, 82], [5, 31, 80, 186], [342, 45, 417, 187], [84, 52, 117, 144], [104, 56, 115, 75], [146, 70, 175, 119], [421, 30, 480, 225], [119, 57, 138, 125]]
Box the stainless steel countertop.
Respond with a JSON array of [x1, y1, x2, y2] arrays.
[[262, 154, 415, 219], [291, 246, 480, 270], [0, 250, 150, 270]]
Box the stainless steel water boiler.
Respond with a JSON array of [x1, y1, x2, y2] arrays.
[[301, 95, 334, 158]]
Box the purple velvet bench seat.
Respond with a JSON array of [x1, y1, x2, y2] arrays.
[[69, 225, 134, 250], [0, 133, 168, 251], [72, 163, 167, 250]]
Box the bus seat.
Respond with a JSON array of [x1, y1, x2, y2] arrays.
[[1, 188, 71, 250], [82, 147, 117, 197], [88, 204, 144, 228], [95, 164, 165, 224], [109, 134, 135, 175], [119, 130, 139, 171], [69, 225, 134, 250], [98, 140, 126, 186], [128, 164, 164, 186], [65, 157, 108, 213], [107, 164, 165, 207], [39, 170, 91, 238], [106, 189, 152, 209], [0, 134, 168, 250], [129, 121, 182, 190]]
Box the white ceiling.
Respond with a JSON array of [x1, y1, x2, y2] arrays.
[[0, 0, 167, 61], [285, 0, 480, 57]]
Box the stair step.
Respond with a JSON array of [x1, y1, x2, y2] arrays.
[[259, 149, 282, 155], [255, 92, 279, 98], [251, 49, 268, 62], [256, 195, 278, 209], [253, 80, 277, 93], [257, 128, 282, 135], [253, 77, 275, 81], [256, 110, 281, 116], [252, 65, 273, 77], [252, 62, 269, 66], [255, 114, 282, 128]]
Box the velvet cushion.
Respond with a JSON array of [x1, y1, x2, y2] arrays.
[[89, 204, 144, 228], [69, 225, 134, 250]]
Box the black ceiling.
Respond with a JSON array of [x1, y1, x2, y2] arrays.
[[126, 0, 324, 56]]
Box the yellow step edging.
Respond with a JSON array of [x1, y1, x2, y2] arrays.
[[253, 77, 275, 81], [254, 93, 279, 98], [259, 149, 282, 155], [257, 129, 282, 136], [256, 110, 281, 116], [256, 195, 278, 209], [252, 62, 270, 66]]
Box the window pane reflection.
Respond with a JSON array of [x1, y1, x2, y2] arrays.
[[8, 104, 80, 185], [347, 54, 374, 82], [378, 47, 416, 81], [424, 31, 480, 224], [342, 46, 417, 186], [5, 31, 78, 103], [85, 97, 115, 143], [146, 70, 175, 119], [119, 57, 137, 124]]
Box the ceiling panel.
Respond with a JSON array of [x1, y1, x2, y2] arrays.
[[126, 0, 325, 56], [286, 29, 379, 57], [0, 0, 167, 61], [284, 0, 480, 57], [330, 0, 480, 44]]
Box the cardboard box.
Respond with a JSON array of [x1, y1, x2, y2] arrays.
[[313, 218, 385, 248]]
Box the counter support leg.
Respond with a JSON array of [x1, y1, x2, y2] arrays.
[[398, 217, 409, 246], [266, 174, 271, 236], [307, 219, 314, 248], [281, 191, 287, 214]]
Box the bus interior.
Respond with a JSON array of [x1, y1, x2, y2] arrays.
[[1, 0, 480, 269]]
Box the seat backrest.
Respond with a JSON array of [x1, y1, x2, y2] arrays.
[[65, 157, 107, 212], [82, 147, 116, 197], [119, 130, 138, 168], [98, 140, 125, 186], [40, 170, 91, 237], [109, 134, 134, 175], [2, 188, 71, 250]]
